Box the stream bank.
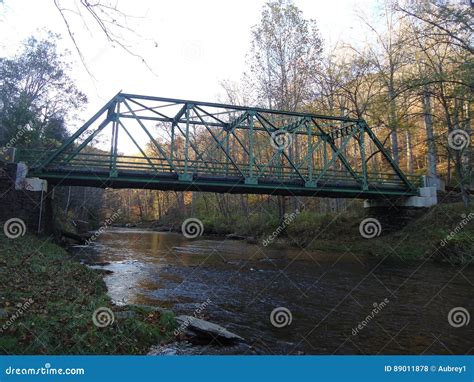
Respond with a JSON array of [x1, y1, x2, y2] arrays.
[[125, 202, 474, 264], [0, 234, 176, 354], [0, 233, 252, 355]]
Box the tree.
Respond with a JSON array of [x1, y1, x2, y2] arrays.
[[248, 0, 323, 111], [0, 33, 87, 149], [357, 1, 412, 165], [248, 0, 323, 218], [397, 0, 473, 55], [53, 0, 157, 76], [399, 1, 472, 206]]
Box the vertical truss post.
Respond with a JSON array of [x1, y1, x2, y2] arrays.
[[109, 99, 120, 177], [225, 131, 230, 176], [38, 93, 120, 170], [180, 103, 193, 181], [245, 111, 257, 184], [331, 141, 336, 173], [323, 137, 328, 168], [170, 123, 175, 163], [359, 123, 368, 190], [305, 118, 316, 187], [109, 119, 116, 175]]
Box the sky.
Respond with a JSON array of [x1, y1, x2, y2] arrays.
[[0, 0, 379, 152]]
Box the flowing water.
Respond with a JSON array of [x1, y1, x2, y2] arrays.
[[73, 228, 473, 355]]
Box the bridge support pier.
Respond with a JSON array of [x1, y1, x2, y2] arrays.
[[364, 186, 438, 209], [0, 162, 51, 235]]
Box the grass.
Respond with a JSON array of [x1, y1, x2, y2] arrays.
[[285, 202, 474, 263], [0, 234, 176, 354], [162, 201, 473, 264]]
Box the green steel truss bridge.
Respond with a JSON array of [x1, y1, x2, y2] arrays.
[[18, 92, 419, 199]]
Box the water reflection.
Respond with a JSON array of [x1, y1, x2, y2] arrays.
[[72, 228, 474, 355]]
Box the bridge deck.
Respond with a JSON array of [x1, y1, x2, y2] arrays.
[[25, 153, 419, 199]]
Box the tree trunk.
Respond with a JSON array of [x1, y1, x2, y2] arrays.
[[65, 186, 71, 215], [278, 195, 286, 224], [423, 88, 437, 178], [405, 130, 414, 174], [175, 192, 185, 216], [388, 83, 399, 164], [453, 98, 470, 207], [464, 99, 472, 190]]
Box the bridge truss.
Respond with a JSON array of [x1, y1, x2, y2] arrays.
[[20, 93, 418, 198]]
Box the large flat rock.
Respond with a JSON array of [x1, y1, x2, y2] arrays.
[[176, 315, 245, 343]]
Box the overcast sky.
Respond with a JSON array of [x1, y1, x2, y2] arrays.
[[0, 0, 378, 152]]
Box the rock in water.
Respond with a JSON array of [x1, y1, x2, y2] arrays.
[[176, 315, 245, 343], [225, 234, 246, 240]]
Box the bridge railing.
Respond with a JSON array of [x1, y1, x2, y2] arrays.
[[17, 149, 422, 189]]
